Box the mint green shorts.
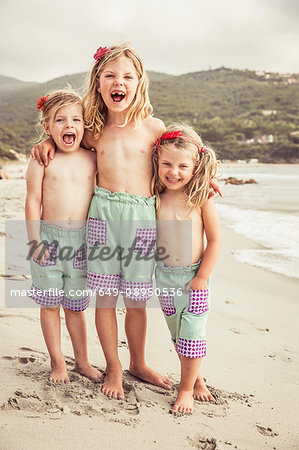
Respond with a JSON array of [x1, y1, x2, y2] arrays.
[[155, 260, 211, 358], [87, 187, 156, 301], [28, 222, 89, 311]]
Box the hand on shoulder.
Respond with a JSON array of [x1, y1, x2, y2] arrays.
[[30, 138, 55, 166]]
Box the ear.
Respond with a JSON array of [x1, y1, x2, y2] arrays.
[[96, 78, 101, 94], [42, 121, 51, 136]]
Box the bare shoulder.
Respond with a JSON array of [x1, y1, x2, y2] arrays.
[[143, 116, 166, 139], [26, 158, 44, 179]]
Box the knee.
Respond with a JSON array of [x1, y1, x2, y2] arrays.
[[126, 305, 146, 317], [40, 306, 60, 315]]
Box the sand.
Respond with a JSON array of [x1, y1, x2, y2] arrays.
[[0, 169, 299, 450]]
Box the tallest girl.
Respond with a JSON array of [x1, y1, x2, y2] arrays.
[[84, 44, 170, 398], [32, 43, 171, 399]]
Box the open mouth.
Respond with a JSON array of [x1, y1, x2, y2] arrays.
[[63, 133, 76, 145], [166, 177, 181, 184], [111, 91, 125, 103]]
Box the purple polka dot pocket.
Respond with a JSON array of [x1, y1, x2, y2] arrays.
[[188, 289, 209, 315], [158, 292, 176, 316], [33, 242, 58, 267], [87, 218, 107, 246]]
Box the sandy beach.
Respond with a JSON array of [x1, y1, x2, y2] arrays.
[[0, 166, 299, 449]]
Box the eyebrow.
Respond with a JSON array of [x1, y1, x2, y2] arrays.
[[103, 70, 135, 75], [55, 114, 82, 118], [160, 159, 189, 164]]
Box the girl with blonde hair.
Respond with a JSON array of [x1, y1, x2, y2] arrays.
[[152, 124, 222, 414]]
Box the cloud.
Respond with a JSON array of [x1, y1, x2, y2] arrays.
[[0, 0, 298, 81]]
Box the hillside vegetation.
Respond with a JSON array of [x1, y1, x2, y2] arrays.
[[0, 68, 298, 162]]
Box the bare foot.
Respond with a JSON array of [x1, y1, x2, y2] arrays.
[[173, 390, 194, 414], [49, 358, 69, 383], [129, 364, 172, 390], [102, 366, 124, 399], [193, 374, 215, 401], [74, 362, 103, 382]]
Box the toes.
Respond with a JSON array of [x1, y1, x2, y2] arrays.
[[101, 386, 108, 395]]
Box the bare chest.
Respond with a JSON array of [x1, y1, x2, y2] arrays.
[[95, 128, 152, 164]]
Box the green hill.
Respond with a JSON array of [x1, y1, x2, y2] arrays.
[[0, 68, 298, 162], [0, 74, 38, 92]]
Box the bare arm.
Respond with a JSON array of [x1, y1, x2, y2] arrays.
[[191, 199, 221, 290], [25, 160, 48, 261]]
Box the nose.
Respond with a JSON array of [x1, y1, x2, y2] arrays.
[[114, 76, 123, 86], [170, 166, 179, 175], [65, 119, 74, 128]]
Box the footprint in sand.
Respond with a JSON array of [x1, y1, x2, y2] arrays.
[[265, 353, 292, 363], [123, 384, 140, 415], [256, 424, 278, 437], [1, 355, 37, 364], [1, 362, 142, 425], [187, 436, 218, 449], [230, 328, 242, 335]]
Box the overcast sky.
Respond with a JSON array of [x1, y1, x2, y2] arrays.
[[0, 0, 298, 82]]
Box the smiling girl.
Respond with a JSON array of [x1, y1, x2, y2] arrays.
[[152, 124, 222, 414]]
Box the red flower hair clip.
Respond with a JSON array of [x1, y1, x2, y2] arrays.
[[155, 130, 205, 154], [94, 46, 111, 61], [36, 95, 49, 111]]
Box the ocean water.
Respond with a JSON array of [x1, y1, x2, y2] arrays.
[[215, 164, 299, 279]]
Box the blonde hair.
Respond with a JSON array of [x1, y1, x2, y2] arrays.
[[38, 89, 82, 125], [152, 123, 219, 211], [83, 43, 152, 139]]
